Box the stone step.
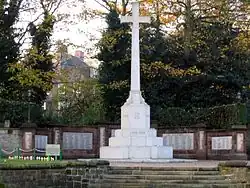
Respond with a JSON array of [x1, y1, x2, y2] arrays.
[[110, 166, 218, 171], [89, 183, 247, 188], [108, 170, 220, 175], [103, 174, 226, 180], [96, 179, 245, 184]]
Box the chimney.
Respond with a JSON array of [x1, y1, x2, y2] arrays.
[[75, 50, 84, 61]]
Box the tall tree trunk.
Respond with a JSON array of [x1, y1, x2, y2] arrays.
[[121, 0, 128, 15], [183, 0, 192, 64], [155, 0, 161, 33]]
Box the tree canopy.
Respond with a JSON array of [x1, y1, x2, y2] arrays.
[[96, 0, 250, 124], [0, 0, 249, 127]]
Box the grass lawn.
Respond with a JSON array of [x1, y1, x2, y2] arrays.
[[0, 159, 69, 169], [0, 159, 109, 169], [0, 159, 67, 165]]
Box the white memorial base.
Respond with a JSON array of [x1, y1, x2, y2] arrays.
[[100, 92, 173, 160], [100, 145, 173, 159]]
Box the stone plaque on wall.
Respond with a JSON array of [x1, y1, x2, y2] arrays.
[[63, 132, 93, 150], [237, 133, 244, 152], [212, 136, 232, 150], [35, 135, 48, 149], [24, 132, 32, 150], [163, 133, 194, 150]]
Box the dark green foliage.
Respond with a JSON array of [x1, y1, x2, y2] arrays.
[[0, 7, 56, 126], [97, 9, 131, 121], [97, 8, 250, 126], [0, 98, 42, 126], [0, 0, 21, 97], [26, 11, 55, 104], [42, 78, 104, 126], [158, 103, 247, 129]]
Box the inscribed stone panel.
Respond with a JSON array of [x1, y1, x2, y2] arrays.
[[35, 135, 48, 149], [62, 132, 93, 150], [163, 133, 194, 150], [211, 136, 232, 150]]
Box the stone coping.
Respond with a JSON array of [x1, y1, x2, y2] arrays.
[[88, 158, 198, 163], [78, 159, 250, 169], [219, 161, 249, 168]]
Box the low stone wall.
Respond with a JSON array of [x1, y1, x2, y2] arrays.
[[0, 160, 109, 188], [2, 126, 247, 160], [219, 161, 250, 184], [0, 129, 21, 151]]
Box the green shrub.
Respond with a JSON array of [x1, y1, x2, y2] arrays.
[[157, 103, 247, 129]]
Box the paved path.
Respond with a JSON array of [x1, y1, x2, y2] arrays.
[[109, 160, 220, 168], [78, 158, 250, 168], [109, 160, 250, 168]]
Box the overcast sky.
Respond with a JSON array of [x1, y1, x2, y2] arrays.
[[55, 0, 106, 56], [19, 0, 106, 56]]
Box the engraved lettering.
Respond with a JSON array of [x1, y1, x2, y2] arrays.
[[134, 112, 140, 119]]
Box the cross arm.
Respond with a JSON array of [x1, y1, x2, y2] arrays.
[[120, 15, 133, 23], [120, 16, 151, 24]]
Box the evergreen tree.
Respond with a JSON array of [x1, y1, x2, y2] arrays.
[[11, 11, 55, 105], [97, 10, 173, 121], [97, 9, 131, 121], [26, 11, 55, 104], [0, 0, 21, 97]]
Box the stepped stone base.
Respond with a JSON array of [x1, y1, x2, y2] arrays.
[[100, 145, 173, 159], [100, 92, 173, 160]]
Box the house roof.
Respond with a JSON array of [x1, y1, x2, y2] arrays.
[[61, 56, 89, 69]]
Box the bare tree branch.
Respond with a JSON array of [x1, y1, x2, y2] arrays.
[[51, 0, 63, 14], [17, 12, 44, 45], [93, 0, 111, 12]]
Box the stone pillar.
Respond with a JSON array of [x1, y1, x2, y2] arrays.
[[54, 128, 60, 145], [23, 132, 33, 150], [235, 131, 247, 160], [196, 130, 207, 159], [99, 127, 105, 147]]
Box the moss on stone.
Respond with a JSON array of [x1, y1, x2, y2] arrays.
[[219, 161, 247, 168]]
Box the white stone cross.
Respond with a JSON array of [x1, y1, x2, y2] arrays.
[[120, 1, 150, 92]]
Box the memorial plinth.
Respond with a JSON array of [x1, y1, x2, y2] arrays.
[[100, 1, 173, 160], [100, 91, 173, 159]]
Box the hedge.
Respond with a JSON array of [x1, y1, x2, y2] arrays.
[[157, 103, 247, 129]]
